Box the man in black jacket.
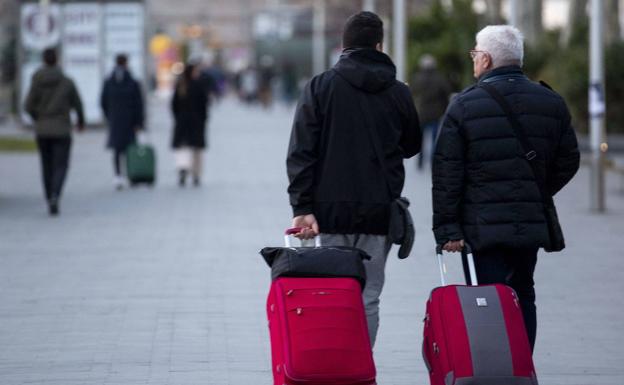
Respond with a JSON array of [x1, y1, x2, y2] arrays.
[[286, 12, 421, 346], [432, 25, 580, 351]]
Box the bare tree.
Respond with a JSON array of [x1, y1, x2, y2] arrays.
[[518, 0, 543, 46]]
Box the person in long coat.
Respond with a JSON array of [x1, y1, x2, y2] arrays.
[[101, 54, 144, 189], [171, 63, 209, 186]]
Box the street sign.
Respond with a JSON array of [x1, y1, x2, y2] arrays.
[[20, 3, 61, 51], [18, 1, 146, 126], [62, 3, 103, 124], [103, 3, 145, 81]]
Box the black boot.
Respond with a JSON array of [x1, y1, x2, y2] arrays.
[[179, 170, 187, 187], [48, 197, 59, 216]]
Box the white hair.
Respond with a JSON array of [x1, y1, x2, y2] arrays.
[[476, 25, 524, 67]]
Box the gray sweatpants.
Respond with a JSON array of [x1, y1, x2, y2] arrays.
[[320, 233, 392, 347]]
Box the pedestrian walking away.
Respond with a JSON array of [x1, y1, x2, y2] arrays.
[[432, 25, 580, 352], [101, 54, 145, 190], [171, 62, 210, 187], [24, 48, 85, 216], [286, 11, 421, 347], [410, 54, 452, 170]]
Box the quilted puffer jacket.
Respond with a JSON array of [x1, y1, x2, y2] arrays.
[[432, 65, 580, 252]]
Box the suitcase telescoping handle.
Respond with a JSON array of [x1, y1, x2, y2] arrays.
[[435, 243, 477, 287], [284, 227, 322, 248]]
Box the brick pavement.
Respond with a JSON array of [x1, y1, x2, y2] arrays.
[[0, 97, 623, 385]]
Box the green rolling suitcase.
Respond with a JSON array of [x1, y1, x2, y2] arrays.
[[126, 143, 156, 185]]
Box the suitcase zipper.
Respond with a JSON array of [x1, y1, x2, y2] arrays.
[[287, 305, 359, 313]]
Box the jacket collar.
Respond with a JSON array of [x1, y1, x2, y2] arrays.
[[477, 65, 524, 83]]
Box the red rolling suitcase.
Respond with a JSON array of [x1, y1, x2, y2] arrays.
[[265, 229, 376, 385], [422, 245, 538, 385]]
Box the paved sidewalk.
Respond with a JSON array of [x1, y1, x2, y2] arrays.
[[0, 97, 623, 385]]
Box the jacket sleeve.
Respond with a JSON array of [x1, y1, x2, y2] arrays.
[[286, 78, 322, 217], [134, 81, 145, 129], [171, 88, 179, 118], [399, 85, 422, 158], [24, 77, 40, 121], [100, 80, 109, 119], [69, 80, 85, 126], [549, 100, 580, 195], [432, 99, 465, 245]]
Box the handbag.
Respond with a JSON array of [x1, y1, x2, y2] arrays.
[[260, 245, 370, 289], [356, 93, 415, 259], [478, 82, 565, 252], [174, 147, 193, 170]]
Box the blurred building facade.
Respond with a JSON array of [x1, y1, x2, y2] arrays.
[[0, 0, 19, 120], [145, 0, 429, 72]]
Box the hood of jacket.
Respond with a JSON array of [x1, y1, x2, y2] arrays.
[[333, 48, 396, 93], [33, 66, 64, 89]]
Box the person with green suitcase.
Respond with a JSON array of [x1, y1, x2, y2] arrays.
[[101, 54, 147, 189]]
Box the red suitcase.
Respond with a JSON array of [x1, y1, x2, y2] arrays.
[[265, 230, 376, 385], [422, 245, 538, 385]]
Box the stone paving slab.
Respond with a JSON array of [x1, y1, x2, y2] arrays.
[[1, 97, 623, 385]]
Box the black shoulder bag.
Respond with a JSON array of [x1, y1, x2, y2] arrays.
[[356, 93, 415, 259], [478, 83, 565, 252]]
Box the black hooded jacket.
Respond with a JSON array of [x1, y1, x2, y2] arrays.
[[432, 66, 580, 251], [286, 48, 421, 235]]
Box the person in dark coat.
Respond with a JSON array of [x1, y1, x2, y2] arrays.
[[101, 54, 144, 190], [410, 54, 452, 169], [171, 63, 209, 186], [432, 25, 580, 351], [25, 48, 84, 216], [286, 12, 421, 347]]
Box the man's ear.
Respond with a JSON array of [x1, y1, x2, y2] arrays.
[[375, 42, 383, 52], [485, 53, 493, 69]]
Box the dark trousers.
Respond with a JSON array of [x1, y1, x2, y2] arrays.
[[113, 149, 123, 176], [418, 120, 439, 169], [462, 248, 538, 351], [36, 136, 71, 202]]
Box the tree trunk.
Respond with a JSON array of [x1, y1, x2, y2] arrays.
[[518, 0, 543, 46], [606, 0, 621, 44], [562, 0, 588, 46], [485, 0, 503, 24]]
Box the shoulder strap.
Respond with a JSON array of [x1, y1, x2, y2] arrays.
[[478, 83, 550, 203], [356, 92, 393, 198]]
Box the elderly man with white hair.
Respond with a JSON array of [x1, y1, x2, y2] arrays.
[[431, 25, 580, 351]]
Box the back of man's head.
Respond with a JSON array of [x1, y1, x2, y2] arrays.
[[342, 11, 383, 50], [116, 54, 128, 67], [42, 48, 57, 66], [476, 25, 524, 68]]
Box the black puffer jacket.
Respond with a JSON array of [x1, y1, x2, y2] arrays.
[[432, 66, 580, 252], [287, 48, 421, 235]]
